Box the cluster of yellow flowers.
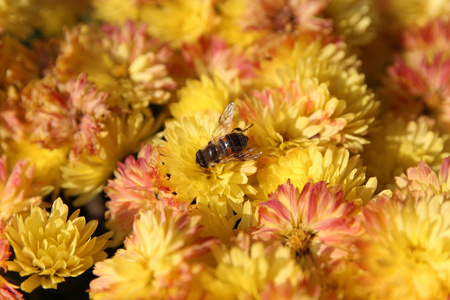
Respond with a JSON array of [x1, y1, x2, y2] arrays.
[[1, 0, 450, 299]]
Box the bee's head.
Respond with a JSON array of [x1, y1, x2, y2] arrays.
[[196, 149, 209, 168]]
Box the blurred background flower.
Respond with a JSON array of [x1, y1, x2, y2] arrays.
[[357, 184, 450, 299]]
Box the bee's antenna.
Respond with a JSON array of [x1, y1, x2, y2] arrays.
[[242, 124, 254, 132]]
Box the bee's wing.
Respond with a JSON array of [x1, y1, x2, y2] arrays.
[[218, 147, 262, 164], [210, 102, 234, 143]]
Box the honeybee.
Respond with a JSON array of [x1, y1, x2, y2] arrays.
[[196, 102, 261, 168]]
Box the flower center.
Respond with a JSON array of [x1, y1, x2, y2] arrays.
[[273, 6, 297, 34], [284, 227, 315, 256]]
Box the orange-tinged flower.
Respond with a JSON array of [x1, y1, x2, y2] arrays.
[[0, 220, 9, 270], [0, 156, 47, 221], [55, 21, 176, 110], [256, 181, 361, 268], [90, 201, 214, 299], [0, 220, 23, 300], [104, 143, 175, 245], [0, 33, 39, 89], [0, 275, 23, 300], [5, 198, 111, 293]]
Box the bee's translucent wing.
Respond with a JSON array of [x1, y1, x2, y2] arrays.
[[210, 102, 234, 143], [218, 147, 262, 164]]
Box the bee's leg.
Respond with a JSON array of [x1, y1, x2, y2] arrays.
[[232, 124, 254, 133], [235, 153, 247, 160]]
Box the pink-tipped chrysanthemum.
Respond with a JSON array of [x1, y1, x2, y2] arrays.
[[254, 37, 379, 152], [396, 156, 450, 196], [256, 180, 361, 269], [20, 74, 111, 155], [383, 19, 450, 132], [104, 143, 175, 245]]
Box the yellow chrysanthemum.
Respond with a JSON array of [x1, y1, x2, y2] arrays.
[[0, 0, 89, 39], [324, 0, 378, 47], [160, 113, 258, 205], [0, 0, 38, 39], [238, 78, 349, 155], [61, 111, 158, 206], [190, 200, 257, 245], [170, 76, 237, 120], [363, 113, 450, 191], [215, 0, 264, 49], [140, 0, 217, 48], [201, 232, 317, 300], [55, 22, 176, 110], [5, 198, 111, 293], [358, 191, 450, 299], [255, 38, 379, 151], [379, 0, 450, 29], [33, 0, 90, 38], [4, 138, 69, 190], [257, 145, 378, 205], [92, 0, 144, 24], [90, 202, 213, 300]]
